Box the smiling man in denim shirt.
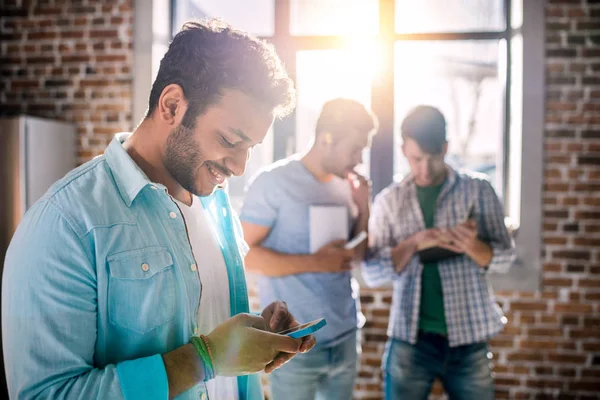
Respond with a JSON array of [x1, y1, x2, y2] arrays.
[[2, 20, 315, 400]]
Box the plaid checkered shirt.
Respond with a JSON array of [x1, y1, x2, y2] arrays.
[[362, 167, 517, 347]]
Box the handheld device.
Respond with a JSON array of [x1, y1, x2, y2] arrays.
[[344, 231, 367, 250], [465, 201, 475, 220], [277, 318, 327, 339]]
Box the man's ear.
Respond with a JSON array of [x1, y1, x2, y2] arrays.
[[157, 84, 187, 124], [441, 141, 449, 157]]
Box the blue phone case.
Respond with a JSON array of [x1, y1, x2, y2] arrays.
[[285, 318, 327, 339]]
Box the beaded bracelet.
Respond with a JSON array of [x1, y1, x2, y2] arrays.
[[190, 336, 215, 381]]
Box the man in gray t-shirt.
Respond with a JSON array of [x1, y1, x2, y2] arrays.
[[241, 98, 378, 400]]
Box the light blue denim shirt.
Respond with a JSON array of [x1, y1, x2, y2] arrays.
[[2, 133, 263, 400]]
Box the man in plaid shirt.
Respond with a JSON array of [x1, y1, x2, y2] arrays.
[[363, 105, 516, 400]]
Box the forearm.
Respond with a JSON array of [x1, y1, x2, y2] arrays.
[[245, 246, 317, 277], [162, 344, 205, 399], [352, 208, 369, 261], [391, 235, 418, 272], [485, 240, 517, 273], [466, 239, 494, 269]]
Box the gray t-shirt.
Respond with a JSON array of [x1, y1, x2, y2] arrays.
[[240, 157, 360, 348]]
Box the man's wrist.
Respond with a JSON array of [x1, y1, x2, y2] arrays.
[[468, 239, 493, 268], [357, 204, 370, 218]]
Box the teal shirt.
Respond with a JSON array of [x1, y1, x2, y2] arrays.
[[2, 134, 263, 400], [416, 182, 447, 335]]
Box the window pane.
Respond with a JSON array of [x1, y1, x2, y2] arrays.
[[173, 0, 274, 36], [291, 0, 378, 36], [395, 0, 505, 33], [394, 41, 504, 193], [295, 50, 373, 174]]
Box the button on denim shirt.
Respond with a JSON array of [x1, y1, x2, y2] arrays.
[[2, 134, 263, 400]]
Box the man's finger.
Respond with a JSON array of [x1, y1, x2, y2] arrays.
[[261, 331, 301, 354], [437, 241, 464, 254], [271, 351, 295, 368], [328, 239, 347, 248], [447, 228, 466, 242], [268, 302, 289, 331], [243, 313, 268, 330], [300, 334, 316, 353]]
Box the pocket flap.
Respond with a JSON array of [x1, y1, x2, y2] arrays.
[[107, 247, 174, 279]]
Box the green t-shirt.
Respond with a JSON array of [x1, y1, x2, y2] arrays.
[[416, 182, 447, 335]]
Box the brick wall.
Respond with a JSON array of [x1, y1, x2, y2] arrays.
[[1, 0, 599, 399], [0, 0, 134, 163]]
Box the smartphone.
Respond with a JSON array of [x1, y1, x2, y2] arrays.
[[277, 318, 327, 339], [465, 201, 475, 221], [344, 231, 367, 250]]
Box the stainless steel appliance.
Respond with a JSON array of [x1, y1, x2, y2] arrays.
[[0, 116, 76, 396]]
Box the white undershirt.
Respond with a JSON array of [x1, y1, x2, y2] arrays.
[[175, 197, 238, 400]]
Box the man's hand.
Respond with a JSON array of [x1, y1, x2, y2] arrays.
[[313, 239, 355, 272], [411, 228, 443, 246], [348, 173, 371, 215], [391, 228, 441, 272], [261, 301, 317, 373], [437, 220, 493, 268], [206, 313, 300, 377]]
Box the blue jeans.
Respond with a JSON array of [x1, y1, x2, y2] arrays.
[[383, 332, 494, 400], [270, 332, 358, 400]]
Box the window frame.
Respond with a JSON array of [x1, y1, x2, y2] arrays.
[[135, 0, 544, 290]]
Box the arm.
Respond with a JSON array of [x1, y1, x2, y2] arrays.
[[3, 201, 304, 400], [440, 181, 517, 271], [477, 180, 517, 273], [242, 222, 320, 276], [2, 201, 175, 400], [242, 222, 352, 277]]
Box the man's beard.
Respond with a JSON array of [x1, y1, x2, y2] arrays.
[[164, 124, 205, 196]]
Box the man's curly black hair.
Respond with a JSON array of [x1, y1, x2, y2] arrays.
[[146, 19, 296, 128]]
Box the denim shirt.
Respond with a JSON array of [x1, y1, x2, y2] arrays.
[[2, 134, 263, 400]]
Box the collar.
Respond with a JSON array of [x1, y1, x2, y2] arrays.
[[104, 133, 155, 207], [399, 165, 458, 196]]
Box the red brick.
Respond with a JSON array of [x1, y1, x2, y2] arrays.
[[570, 328, 600, 339], [548, 353, 588, 364], [528, 328, 564, 337], [519, 339, 558, 350], [579, 279, 600, 289], [554, 303, 593, 313], [510, 302, 549, 312], [90, 29, 119, 39], [28, 31, 57, 40], [568, 381, 600, 392], [544, 277, 575, 287], [552, 250, 591, 261], [506, 352, 545, 362]]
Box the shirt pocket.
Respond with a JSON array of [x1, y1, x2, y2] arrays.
[[107, 247, 176, 334]]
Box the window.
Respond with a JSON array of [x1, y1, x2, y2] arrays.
[[395, 0, 505, 33], [163, 0, 544, 290], [295, 49, 373, 152], [394, 40, 505, 195], [172, 0, 275, 36], [290, 0, 378, 36]]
